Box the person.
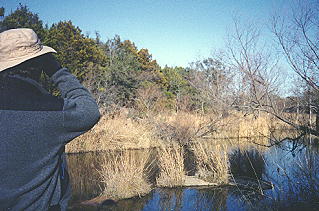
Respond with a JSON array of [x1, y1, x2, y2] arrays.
[[0, 28, 101, 210]]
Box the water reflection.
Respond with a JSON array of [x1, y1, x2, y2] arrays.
[[229, 148, 265, 180], [67, 138, 319, 210], [140, 188, 231, 211], [67, 152, 104, 203], [263, 140, 319, 209]]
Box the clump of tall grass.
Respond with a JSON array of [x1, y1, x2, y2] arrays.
[[156, 143, 186, 187], [98, 149, 152, 199], [238, 114, 271, 137], [66, 112, 159, 153], [153, 112, 205, 144], [190, 141, 230, 184]]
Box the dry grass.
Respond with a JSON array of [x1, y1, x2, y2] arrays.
[[156, 143, 186, 187], [66, 109, 282, 153], [207, 112, 275, 139], [190, 141, 230, 184], [66, 111, 160, 153], [151, 112, 204, 144], [98, 149, 153, 199], [151, 111, 279, 145]]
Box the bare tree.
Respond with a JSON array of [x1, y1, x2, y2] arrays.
[[272, 0, 319, 135], [225, 16, 281, 117], [272, 1, 319, 92]]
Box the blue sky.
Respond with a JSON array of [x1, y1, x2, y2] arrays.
[[2, 0, 289, 67]]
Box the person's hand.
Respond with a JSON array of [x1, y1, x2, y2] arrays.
[[41, 53, 62, 77]]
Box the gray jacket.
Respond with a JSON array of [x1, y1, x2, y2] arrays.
[[0, 68, 100, 210]]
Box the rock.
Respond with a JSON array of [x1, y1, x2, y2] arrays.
[[183, 176, 219, 187], [79, 195, 117, 207]]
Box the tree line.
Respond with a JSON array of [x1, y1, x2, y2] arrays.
[[0, 5, 198, 111], [1, 3, 318, 136]]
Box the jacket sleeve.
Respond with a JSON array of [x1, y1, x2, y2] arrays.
[[51, 68, 101, 134]]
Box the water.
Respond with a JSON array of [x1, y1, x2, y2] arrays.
[[67, 139, 319, 210], [261, 140, 319, 210]]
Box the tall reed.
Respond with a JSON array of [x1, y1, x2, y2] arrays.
[[156, 143, 186, 187], [98, 149, 152, 199], [66, 113, 158, 153], [190, 141, 230, 184]]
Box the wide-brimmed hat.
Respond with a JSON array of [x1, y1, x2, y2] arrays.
[[0, 28, 56, 72]]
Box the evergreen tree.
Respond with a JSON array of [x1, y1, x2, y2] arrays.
[[44, 21, 107, 81], [0, 4, 46, 39]]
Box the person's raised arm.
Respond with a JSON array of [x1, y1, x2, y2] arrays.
[[42, 53, 100, 135]]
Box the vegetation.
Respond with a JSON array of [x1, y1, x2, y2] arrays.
[[66, 110, 277, 153], [156, 143, 185, 187], [98, 150, 152, 199], [66, 110, 276, 203], [1, 3, 318, 209], [191, 142, 230, 184]]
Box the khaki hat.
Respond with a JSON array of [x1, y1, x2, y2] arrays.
[[0, 28, 56, 72]]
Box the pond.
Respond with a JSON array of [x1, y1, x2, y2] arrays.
[[67, 138, 319, 211]]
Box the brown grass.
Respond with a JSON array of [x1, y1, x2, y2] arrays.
[[98, 149, 153, 199], [190, 141, 230, 184], [66, 109, 282, 154], [149, 111, 205, 145], [156, 143, 186, 187], [66, 111, 160, 153], [207, 112, 275, 139], [151, 111, 280, 145]]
